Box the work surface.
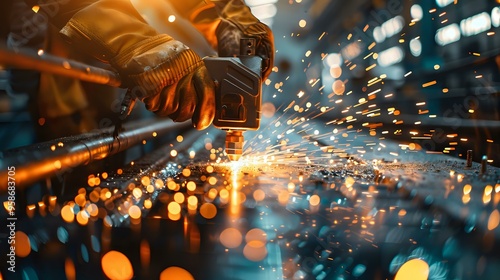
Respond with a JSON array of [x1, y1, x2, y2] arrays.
[[1, 126, 499, 280]]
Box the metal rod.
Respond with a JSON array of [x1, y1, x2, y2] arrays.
[[466, 150, 473, 168], [0, 119, 190, 192], [0, 44, 121, 87], [481, 155, 488, 175]]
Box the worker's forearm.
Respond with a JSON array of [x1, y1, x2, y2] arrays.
[[21, 0, 154, 63], [167, 0, 211, 18], [211, 0, 256, 25], [170, 0, 247, 20], [210, 0, 241, 12], [22, 0, 98, 29]]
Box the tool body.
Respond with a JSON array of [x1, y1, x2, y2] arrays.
[[118, 38, 263, 161], [204, 38, 263, 161]]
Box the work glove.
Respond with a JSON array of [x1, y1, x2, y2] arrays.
[[58, 0, 215, 129], [190, 0, 275, 80], [123, 40, 215, 129]]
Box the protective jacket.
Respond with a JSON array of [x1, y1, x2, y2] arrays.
[[24, 0, 274, 129]]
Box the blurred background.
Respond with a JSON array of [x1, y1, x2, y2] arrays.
[[259, 0, 500, 166]]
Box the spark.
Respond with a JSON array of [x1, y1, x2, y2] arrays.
[[422, 80, 437, 87]]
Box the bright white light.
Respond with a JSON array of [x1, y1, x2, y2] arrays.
[[410, 4, 423, 21], [324, 53, 342, 67], [299, 19, 307, 28], [436, 0, 454, 7], [492, 7, 500, 27], [261, 18, 274, 27], [321, 67, 335, 94], [460, 12, 491, 37], [385, 66, 405, 80], [250, 4, 277, 20], [378, 46, 404, 67], [435, 23, 461, 46], [373, 26, 385, 43], [409, 38, 422, 57], [372, 16, 405, 43], [384, 16, 404, 38]]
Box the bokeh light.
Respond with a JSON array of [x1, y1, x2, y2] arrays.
[[253, 189, 266, 202], [128, 205, 142, 219], [61, 205, 75, 223], [200, 203, 217, 219], [395, 259, 429, 280], [101, 251, 133, 280], [243, 240, 268, 262], [488, 210, 500, 230], [245, 228, 267, 244], [333, 80, 345, 95], [220, 228, 243, 248], [15, 231, 31, 257], [160, 266, 194, 280], [168, 202, 181, 215], [65, 258, 76, 280], [309, 194, 320, 206]]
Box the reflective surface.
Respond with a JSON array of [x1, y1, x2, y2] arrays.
[[1, 125, 499, 279]]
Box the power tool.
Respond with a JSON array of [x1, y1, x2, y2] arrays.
[[118, 38, 263, 161], [204, 38, 263, 161]]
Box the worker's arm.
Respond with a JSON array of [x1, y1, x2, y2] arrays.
[[171, 0, 275, 80], [212, 0, 274, 80], [23, 0, 215, 129], [22, 0, 99, 29]]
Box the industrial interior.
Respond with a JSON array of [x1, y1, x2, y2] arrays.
[[1, 0, 500, 279]]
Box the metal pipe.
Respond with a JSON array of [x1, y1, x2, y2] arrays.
[[0, 44, 121, 87], [0, 119, 190, 192]]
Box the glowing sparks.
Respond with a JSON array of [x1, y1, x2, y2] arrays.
[[422, 80, 437, 88]]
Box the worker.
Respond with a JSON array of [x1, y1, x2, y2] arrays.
[[2, 0, 125, 205], [23, 0, 275, 130]]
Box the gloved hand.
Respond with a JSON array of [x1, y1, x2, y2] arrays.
[[57, 0, 215, 129], [123, 39, 215, 129], [214, 0, 274, 80], [189, 0, 275, 80], [138, 58, 215, 128]]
